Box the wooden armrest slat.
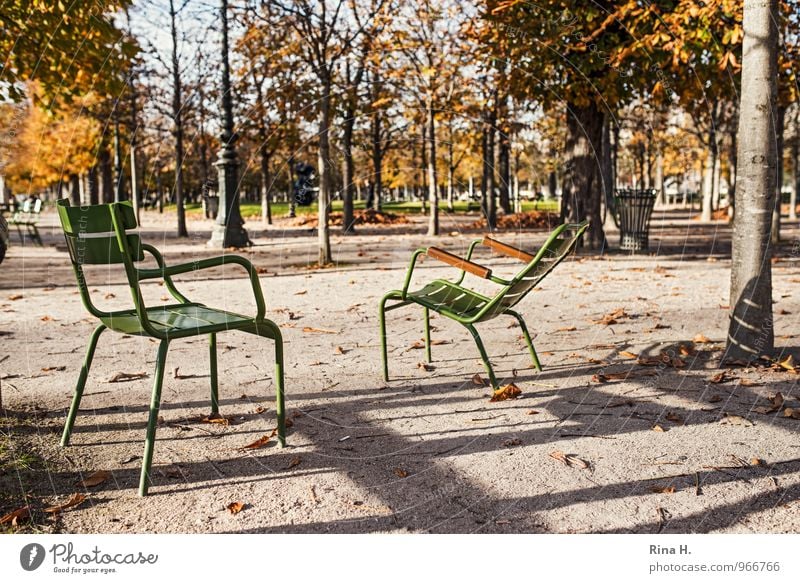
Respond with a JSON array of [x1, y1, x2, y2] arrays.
[[482, 236, 535, 263], [427, 247, 492, 279]]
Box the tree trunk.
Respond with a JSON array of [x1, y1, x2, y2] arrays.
[[447, 135, 455, 212], [482, 107, 497, 228], [601, 112, 614, 223], [169, 0, 187, 237], [259, 146, 272, 224], [726, 0, 778, 362], [701, 143, 715, 221], [426, 95, 438, 236], [728, 120, 738, 217], [371, 110, 383, 212], [498, 126, 511, 214], [564, 101, 605, 248], [317, 85, 333, 264], [342, 107, 356, 231], [791, 126, 798, 220], [69, 173, 80, 206], [771, 105, 785, 244], [99, 145, 113, 203]]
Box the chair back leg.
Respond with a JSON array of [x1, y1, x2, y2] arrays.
[[273, 330, 286, 448], [209, 333, 219, 414], [509, 311, 542, 372], [423, 307, 432, 363], [61, 324, 106, 446], [379, 295, 390, 381], [139, 339, 170, 497]]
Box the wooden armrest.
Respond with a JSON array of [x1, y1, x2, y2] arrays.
[[427, 246, 492, 279], [482, 236, 535, 263]]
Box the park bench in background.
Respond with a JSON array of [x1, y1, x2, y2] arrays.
[[379, 221, 589, 390], [9, 197, 43, 245], [56, 199, 286, 496]]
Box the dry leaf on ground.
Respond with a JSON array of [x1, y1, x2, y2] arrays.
[[108, 371, 147, 383], [549, 450, 589, 469], [618, 351, 638, 359], [471, 373, 486, 386], [418, 362, 435, 372], [651, 486, 676, 494], [592, 369, 658, 382], [302, 326, 338, 334], [75, 470, 111, 488], [783, 408, 800, 419], [227, 502, 245, 515], [44, 493, 87, 514], [0, 506, 31, 525], [709, 372, 728, 384], [693, 333, 712, 343], [288, 456, 301, 469], [242, 434, 272, 449], [719, 414, 753, 427], [490, 383, 522, 402], [393, 468, 408, 478]]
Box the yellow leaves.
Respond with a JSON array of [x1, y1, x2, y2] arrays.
[[489, 383, 522, 402]]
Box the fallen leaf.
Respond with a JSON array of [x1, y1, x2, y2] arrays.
[[471, 373, 485, 386], [227, 502, 245, 515], [242, 434, 272, 449], [44, 493, 87, 514], [526, 410, 540, 415], [104, 293, 116, 299], [679, 345, 693, 356], [335, 346, 349, 355], [556, 326, 577, 332], [549, 450, 589, 469], [594, 307, 627, 325], [40, 315, 56, 321], [418, 362, 435, 372], [409, 340, 425, 350], [7, 294, 23, 301], [199, 413, 230, 426], [254, 406, 266, 414], [784, 408, 800, 419], [0, 506, 30, 526], [618, 351, 638, 359], [287, 456, 301, 469], [709, 372, 728, 384], [719, 414, 753, 427], [393, 468, 408, 478], [750, 458, 764, 466], [502, 438, 522, 447], [693, 334, 712, 343], [652, 424, 665, 432], [108, 371, 147, 383], [75, 470, 111, 488], [302, 327, 338, 334], [651, 485, 676, 494], [489, 383, 522, 402], [294, 290, 308, 295], [665, 412, 684, 425], [41, 366, 66, 372], [592, 369, 658, 382], [708, 395, 723, 403], [778, 355, 796, 372]]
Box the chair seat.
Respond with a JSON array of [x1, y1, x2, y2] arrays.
[[406, 280, 491, 319], [100, 303, 255, 337]]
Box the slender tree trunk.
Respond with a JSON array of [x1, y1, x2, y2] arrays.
[[771, 106, 785, 244], [791, 129, 798, 220], [728, 119, 738, 217], [601, 112, 614, 223], [342, 110, 356, 231], [701, 142, 715, 220], [317, 84, 333, 264], [371, 111, 383, 212], [99, 145, 113, 203], [564, 101, 605, 248], [426, 95, 438, 236], [169, 0, 187, 237], [259, 147, 272, 224], [88, 166, 99, 205], [498, 125, 511, 214], [447, 135, 455, 212], [726, 0, 778, 362], [69, 173, 80, 206]]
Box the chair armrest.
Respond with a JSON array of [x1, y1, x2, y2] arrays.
[[427, 247, 492, 279], [137, 254, 266, 320], [482, 236, 535, 263], [139, 244, 191, 304]]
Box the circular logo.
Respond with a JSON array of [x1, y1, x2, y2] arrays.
[[20, 543, 46, 571]]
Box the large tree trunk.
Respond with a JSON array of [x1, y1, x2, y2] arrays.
[[771, 105, 785, 244], [563, 101, 605, 248], [426, 95, 438, 236], [68, 173, 80, 206], [99, 144, 113, 203], [726, 0, 778, 362], [317, 86, 333, 264], [371, 110, 383, 212], [169, 0, 187, 237]]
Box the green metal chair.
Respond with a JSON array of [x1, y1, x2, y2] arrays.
[[380, 221, 588, 390], [56, 199, 285, 496]]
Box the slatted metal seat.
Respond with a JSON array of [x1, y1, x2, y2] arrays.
[[56, 199, 286, 496], [380, 221, 588, 390]]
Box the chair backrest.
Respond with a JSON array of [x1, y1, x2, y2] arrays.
[[477, 221, 588, 321], [57, 199, 144, 318]]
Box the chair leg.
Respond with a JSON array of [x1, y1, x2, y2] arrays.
[[465, 324, 500, 390], [209, 333, 219, 414], [379, 295, 390, 381], [139, 339, 170, 497], [272, 327, 286, 448], [509, 311, 542, 372], [423, 307, 432, 363], [61, 324, 106, 447]]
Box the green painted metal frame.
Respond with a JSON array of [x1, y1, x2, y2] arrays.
[[56, 199, 286, 496], [379, 221, 589, 390]]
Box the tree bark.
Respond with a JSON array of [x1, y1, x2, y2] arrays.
[[791, 122, 798, 220], [317, 84, 333, 264], [342, 109, 356, 230], [371, 109, 383, 212], [770, 105, 785, 244], [426, 95, 438, 236], [563, 101, 605, 248], [99, 144, 113, 203], [498, 125, 511, 214], [169, 0, 187, 237], [726, 0, 778, 362]]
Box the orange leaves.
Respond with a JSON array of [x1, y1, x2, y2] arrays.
[[489, 383, 522, 402], [44, 493, 87, 514], [549, 451, 589, 469], [74, 470, 111, 488], [0, 506, 31, 526]]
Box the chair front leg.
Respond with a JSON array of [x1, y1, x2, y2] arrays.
[[508, 310, 542, 372], [252, 321, 286, 448], [379, 294, 391, 381], [465, 324, 500, 390], [61, 324, 106, 446], [139, 339, 170, 497], [423, 307, 432, 363], [209, 333, 219, 414]]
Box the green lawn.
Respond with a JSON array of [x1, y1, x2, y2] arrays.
[[162, 199, 559, 219]]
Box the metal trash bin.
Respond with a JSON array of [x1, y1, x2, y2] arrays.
[[203, 195, 219, 220], [615, 188, 657, 251]]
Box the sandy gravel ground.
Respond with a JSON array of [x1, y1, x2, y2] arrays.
[[1, 208, 799, 533]]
